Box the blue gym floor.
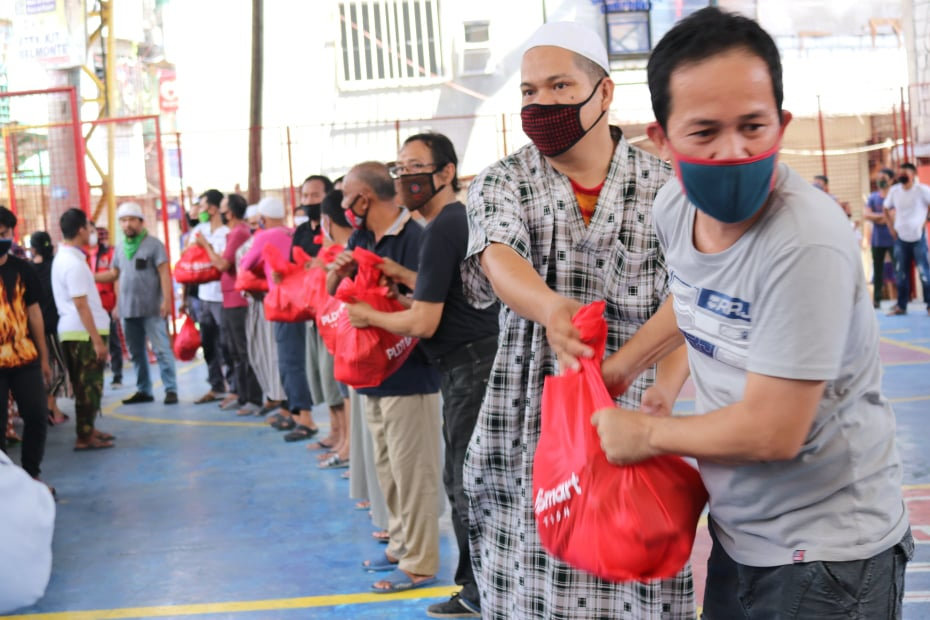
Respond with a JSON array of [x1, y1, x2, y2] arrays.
[[4, 301, 930, 619]]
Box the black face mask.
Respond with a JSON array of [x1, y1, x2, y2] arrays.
[[899, 175, 911, 185], [220, 212, 229, 226], [299, 203, 321, 222], [0, 238, 11, 258]]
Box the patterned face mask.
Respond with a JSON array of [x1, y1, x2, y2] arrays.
[[521, 79, 606, 157]]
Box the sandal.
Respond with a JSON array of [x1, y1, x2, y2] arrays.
[[362, 551, 398, 572], [372, 530, 390, 544], [271, 416, 297, 431], [194, 392, 222, 405], [355, 500, 370, 511], [93, 430, 116, 442], [284, 425, 318, 442], [370, 568, 437, 594], [319, 454, 349, 469], [307, 438, 336, 451], [74, 437, 115, 451]]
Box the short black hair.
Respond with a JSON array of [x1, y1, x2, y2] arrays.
[[60, 207, 88, 240], [352, 162, 396, 200], [321, 189, 351, 229], [302, 175, 334, 195], [647, 6, 783, 130], [29, 231, 53, 261], [402, 132, 461, 192], [902, 162, 917, 172], [814, 175, 829, 185], [200, 189, 224, 208], [880, 167, 895, 179], [0, 206, 16, 230], [226, 193, 247, 220]]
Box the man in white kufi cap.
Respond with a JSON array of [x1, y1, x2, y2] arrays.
[[97, 202, 179, 405], [459, 20, 694, 619]]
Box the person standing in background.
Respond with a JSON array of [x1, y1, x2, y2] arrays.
[[863, 168, 896, 309]]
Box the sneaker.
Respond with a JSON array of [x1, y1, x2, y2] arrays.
[[122, 392, 154, 404], [426, 593, 481, 618], [164, 391, 179, 405]]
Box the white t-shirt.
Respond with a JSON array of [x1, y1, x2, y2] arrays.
[[884, 181, 930, 242], [0, 452, 55, 614], [654, 163, 907, 567], [191, 221, 229, 302], [51, 245, 110, 341]]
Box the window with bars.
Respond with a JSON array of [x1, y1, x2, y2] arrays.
[[337, 0, 445, 88]]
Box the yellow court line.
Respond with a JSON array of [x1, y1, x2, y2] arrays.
[[881, 336, 930, 356], [889, 394, 930, 404], [884, 360, 930, 367], [2, 587, 461, 620], [881, 329, 912, 335]]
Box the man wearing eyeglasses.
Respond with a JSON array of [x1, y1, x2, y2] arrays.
[[345, 133, 499, 617]]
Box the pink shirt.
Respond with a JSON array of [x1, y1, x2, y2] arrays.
[[221, 222, 251, 309], [239, 226, 294, 283]]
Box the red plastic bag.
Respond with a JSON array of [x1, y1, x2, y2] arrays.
[[262, 245, 315, 323], [172, 313, 201, 361], [323, 247, 418, 388], [234, 267, 268, 293], [174, 244, 221, 284], [304, 244, 344, 319], [533, 300, 708, 582]]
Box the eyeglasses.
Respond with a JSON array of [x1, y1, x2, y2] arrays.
[[387, 162, 442, 179]]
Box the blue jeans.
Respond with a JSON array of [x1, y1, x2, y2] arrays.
[[273, 321, 312, 412], [123, 316, 178, 395], [893, 232, 930, 311], [703, 519, 913, 619]]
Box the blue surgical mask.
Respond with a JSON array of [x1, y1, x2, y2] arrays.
[[664, 133, 782, 224]]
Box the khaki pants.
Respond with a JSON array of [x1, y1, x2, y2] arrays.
[[365, 392, 441, 575]]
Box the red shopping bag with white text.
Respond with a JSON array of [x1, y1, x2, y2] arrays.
[[533, 300, 707, 582], [174, 244, 221, 284], [262, 245, 315, 322], [327, 247, 417, 388], [172, 313, 201, 361]]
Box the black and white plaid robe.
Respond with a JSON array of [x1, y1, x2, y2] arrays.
[[462, 129, 696, 619]]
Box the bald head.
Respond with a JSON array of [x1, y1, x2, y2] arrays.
[[347, 161, 396, 201]]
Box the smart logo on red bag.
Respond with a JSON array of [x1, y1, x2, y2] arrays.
[[534, 472, 581, 527]]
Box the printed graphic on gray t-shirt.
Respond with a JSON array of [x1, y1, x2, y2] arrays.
[[112, 235, 168, 319], [654, 163, 907, 566]]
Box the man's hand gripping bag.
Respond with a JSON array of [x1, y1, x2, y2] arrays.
[[533, 300, 708, 582]]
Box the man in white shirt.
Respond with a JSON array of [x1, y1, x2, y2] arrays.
[[188, 189, 230, 403], [52, 208, 114, 451], [0, 450, 55, 613], [884, 162, 930, 315]]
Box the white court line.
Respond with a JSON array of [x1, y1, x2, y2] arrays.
[[906, 591, 930, 603], [909, 562, 930, 572]]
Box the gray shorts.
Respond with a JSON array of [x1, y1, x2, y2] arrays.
[[306, 322, 345, 408]]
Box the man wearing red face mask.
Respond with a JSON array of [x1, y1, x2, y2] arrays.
[[460, 20, 691, 620], [592, 8, 911, 618]]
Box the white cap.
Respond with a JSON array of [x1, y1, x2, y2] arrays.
[[524, 21, 610, 74], [257, 197, 285, 219], [244, 204, 259, 219], [117, 202, 144, 220]]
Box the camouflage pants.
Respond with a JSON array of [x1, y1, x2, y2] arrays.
[[62, 339, 106, 440]]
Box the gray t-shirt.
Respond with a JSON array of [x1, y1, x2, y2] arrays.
[[112, 234, 168, 319], [654, 163, 907, 566]]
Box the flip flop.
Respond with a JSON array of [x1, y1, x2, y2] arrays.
[[94, 431, 116, 442], [271, 416, 297, 431], [194, 392, 222, 405], [372, 530, 390, 544], [361, 552, 398, 572], [307, 439, 336, 451], [370, 568, 437, 594]]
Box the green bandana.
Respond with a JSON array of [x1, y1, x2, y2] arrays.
[[124, 229, 147, 260]]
